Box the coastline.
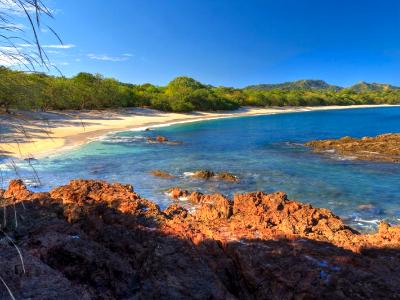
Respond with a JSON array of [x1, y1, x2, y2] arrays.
[[0, 104, 398, 159]]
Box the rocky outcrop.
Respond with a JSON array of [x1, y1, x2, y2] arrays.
[[306, 133, 400, 162], [1, 179, 400, 299], [190, 170, 239, 182]]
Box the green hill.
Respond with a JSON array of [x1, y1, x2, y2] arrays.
[[348, 81, 400, 92], [246, 80, 343, 91]]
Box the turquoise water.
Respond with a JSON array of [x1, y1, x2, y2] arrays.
[[2, 107, 400, 231]]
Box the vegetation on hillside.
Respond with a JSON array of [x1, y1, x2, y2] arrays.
[[0, 67, 399, 113], [246, 80, 343, 91], [348, 81, 400, 92]]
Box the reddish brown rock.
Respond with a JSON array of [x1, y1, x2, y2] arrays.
[[166, 187, 189, 199], [192, 193, 232, 221], [0, 179, 400, 299], [3, 179, 33, 200], [306, 133, 400, 162], [146, 135, 183, 145], [156, 135, 168, 142], [190, 170, 239, 182], [192, 170, 215, 179]]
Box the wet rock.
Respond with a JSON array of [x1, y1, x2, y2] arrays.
[[190, 170, 239, 182], [306, 133, 400, 163], [167, 187, 190, 199], [357, 204, 383, 215], [150, 170, 175, 179], [24, 157, 37, 161], [193, 170, 215, 179], [156, 135, 168, 143], [146, 135, 182, 145], [216, 172, 239, 182]]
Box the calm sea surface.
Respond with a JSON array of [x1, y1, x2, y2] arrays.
[[2, 107, 400, 231]]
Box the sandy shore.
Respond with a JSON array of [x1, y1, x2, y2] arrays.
[[0, 104, 398, 159]]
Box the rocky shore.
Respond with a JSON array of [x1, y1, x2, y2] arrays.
[[1, 179, 400, 299], [306, 133, 400, 163]]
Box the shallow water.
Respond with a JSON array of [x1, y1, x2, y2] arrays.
[[2, 107, 400, 231]]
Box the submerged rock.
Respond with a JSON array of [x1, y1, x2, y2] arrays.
[[216, 172, 239, 182], [306, 133, 400, 163], [150, 170, 175, 179], [1, 179, 400, 298]]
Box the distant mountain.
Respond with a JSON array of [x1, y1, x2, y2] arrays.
[[246, 80, 343, 91], [246, 80, 400, 92], [348, 81, 400, 92]]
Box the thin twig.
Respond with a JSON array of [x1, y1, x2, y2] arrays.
[[0, 275, 16, 300], [1, 230, 26, 274]]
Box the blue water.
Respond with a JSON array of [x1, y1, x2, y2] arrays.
[[1, 107, 400, 231]]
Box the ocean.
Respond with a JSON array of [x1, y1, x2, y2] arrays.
[[2, 106, 400, 231]]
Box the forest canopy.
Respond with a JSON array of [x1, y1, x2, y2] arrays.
[[0, 67, 399, 113]]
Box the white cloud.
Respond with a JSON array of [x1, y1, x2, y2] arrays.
[[42, 44, 76, 49], [0, 0, 35, 16], [18, 43, 76, 50], [0, 0, 58, 16], [0, 46, 19, 51], [17, 43, 33, 48], [4, 23, 26, 31], [0, 47, 27, 66], [87, 53, 131, 62]]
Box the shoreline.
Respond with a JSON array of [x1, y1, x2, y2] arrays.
[[0, 104, 398, 159]]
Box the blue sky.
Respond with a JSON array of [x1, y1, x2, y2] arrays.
[[10, 0, 400, 87]]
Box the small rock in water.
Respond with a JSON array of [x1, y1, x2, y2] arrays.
[[191, 170, 239, 182], [358, 204, 375, 211], [24, 157, 37, 161], [146, 135, 182, 145], [193, 170, 215, 179], [156, 135, 168, 142], [357, 204, 383, 215], [216, 172, 239, 182], [150, 170, 175, 179]]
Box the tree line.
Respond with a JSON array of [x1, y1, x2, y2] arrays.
[[0, 66, 399, 113]]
